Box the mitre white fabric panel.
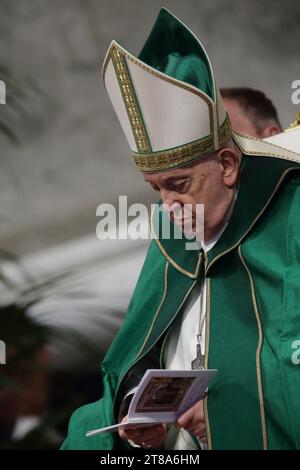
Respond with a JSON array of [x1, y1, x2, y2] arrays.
[[265, 128, 300, 155], [127, 59, 211, 152], [104, 59, 138, 152]]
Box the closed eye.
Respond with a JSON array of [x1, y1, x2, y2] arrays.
[[171, 182, 186, 192], [147, 178, 190, 193], [149, 183, 160, 192], [169, 180, 190, 193]]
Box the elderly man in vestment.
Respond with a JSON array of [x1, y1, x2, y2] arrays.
[[62, 9, 300, 450]]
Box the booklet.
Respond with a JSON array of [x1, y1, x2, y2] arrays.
[[86, 368, 217, 437]]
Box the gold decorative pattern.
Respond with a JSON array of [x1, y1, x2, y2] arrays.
[[102, 41, 219, 164], [238, 245, 268, 450], [102, 41, 215, 138], [110, 45, 151, 153], [133, 114, 232, 172]]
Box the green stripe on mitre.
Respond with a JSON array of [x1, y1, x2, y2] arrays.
[[139, 8, 214, 100]]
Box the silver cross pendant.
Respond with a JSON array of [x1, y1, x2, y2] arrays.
[[191, 341, 205, 370]]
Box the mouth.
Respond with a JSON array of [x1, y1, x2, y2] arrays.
[[170, 212, 195, 223], [171, 214, 196, 233]]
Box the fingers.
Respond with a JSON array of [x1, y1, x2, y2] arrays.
[[175, 399, 206, 439], [120, 423, 167, 449], [119, 425, 141, 441], [118, 416, 142, 440], [135, 428, 167, 449], [176, 399, 204, 428], [185, 421, 206, 439], [134, 424, 165, 441]]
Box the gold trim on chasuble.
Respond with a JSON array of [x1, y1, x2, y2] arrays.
[[204, 254, 267, 450], [151, 202, 204, 279], [203, 165, 300, 449], [113, 261, 169, 411], [238, 245, 268, 449], [205, 167, 300, 275], [135, 261, 169, 359]]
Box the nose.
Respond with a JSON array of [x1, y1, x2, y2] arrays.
[[160, 190, 181, 214], [160, 189, 176, 209]]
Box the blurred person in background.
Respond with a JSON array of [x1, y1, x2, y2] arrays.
[[0, 301, 104, 449], [221, 87, 282, 138], [0, 305, 58, 448]]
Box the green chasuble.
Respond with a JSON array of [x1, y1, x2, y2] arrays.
[[62, 136, 300, 450]]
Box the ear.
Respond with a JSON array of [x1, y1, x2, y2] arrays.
[[259, 124, 282, 138], [217, 147, 241, 188]]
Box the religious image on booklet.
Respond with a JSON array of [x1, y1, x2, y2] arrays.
[[86, 368, 217, 437]]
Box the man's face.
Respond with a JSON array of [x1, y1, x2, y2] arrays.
[[223, 98, 260, 137], [144, 155, 229, 237]]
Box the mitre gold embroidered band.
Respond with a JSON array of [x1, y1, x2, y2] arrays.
[[132, 114, 232, 172]]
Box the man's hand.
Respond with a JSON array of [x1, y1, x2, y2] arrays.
[[175, 399, 206, 441], [118, 415, 168, 448]]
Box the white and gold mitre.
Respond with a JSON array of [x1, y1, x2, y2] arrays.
[[102, 8, 231, 172]]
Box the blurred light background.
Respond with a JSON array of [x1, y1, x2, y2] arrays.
[[0, 0, 299, 448]]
